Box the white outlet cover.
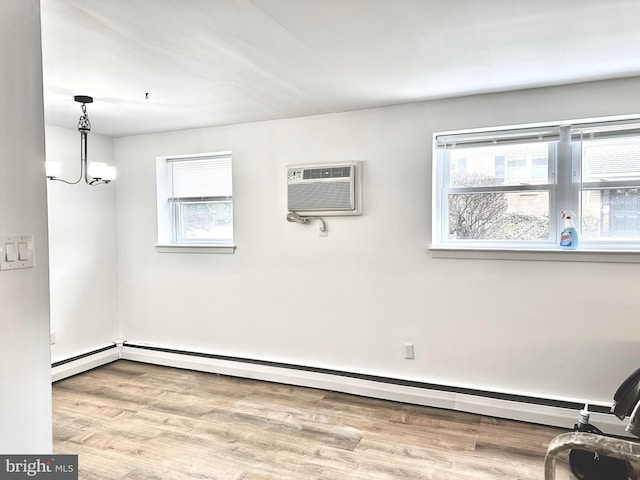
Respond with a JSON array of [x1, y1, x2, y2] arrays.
[[404, 343, 415, 359]]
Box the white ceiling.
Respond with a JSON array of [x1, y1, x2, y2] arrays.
[[40, 0, 640, 137]]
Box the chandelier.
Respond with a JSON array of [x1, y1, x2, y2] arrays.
[[45, 95, 116, 185]]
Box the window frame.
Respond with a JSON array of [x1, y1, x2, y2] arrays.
[[431, 116, 640, 261], [156, 151, 235, 254], [434, 125, 561, 249]]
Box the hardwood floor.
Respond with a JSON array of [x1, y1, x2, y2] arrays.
[[53, 360, 576, 479]]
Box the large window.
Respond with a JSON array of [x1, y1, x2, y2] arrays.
[[433, 119, 640, 251], [156, 152, 233, 248]]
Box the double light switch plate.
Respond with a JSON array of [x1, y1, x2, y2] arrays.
[[0, 235, 34, 270]]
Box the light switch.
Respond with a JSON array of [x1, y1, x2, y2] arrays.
[[0, 235, 34, 270], [18, 242, 29, 261], [5, 243, 16, 262]]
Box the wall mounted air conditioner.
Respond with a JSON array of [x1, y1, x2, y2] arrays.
[[287, 161, 362, 217]]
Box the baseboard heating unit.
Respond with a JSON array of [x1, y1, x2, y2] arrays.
[[51, 341, 628, 437], [51, 343, 121, 382]]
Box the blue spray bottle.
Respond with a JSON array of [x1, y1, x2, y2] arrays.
[[560, 211, 579, 250]]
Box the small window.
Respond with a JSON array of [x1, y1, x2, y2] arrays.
[[506, 156, 527, 182], [156, 152, 233, 248]]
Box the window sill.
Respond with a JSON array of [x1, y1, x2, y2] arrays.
[[428, 246, 640, 263], [155, 244, 236, 254]]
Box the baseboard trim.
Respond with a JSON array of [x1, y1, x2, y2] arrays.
[[51, 344, 120, 382], [119, 342, 631, 437]]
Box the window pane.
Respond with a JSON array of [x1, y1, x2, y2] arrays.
[[582, 188, 640, 240], [582, 135, 640, 182], [177, 201, 233, 241], [506, 156, 527, 182], [448, 142, 550, 187], [531, 156, 548, 180], [448, 191, 549, 241]]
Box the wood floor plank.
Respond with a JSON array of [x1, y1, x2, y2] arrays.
[[53, 360, 581, 479]]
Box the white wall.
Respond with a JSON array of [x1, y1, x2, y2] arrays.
[[114, 77, 640, 407], [46, 126, 119, 363], [0, 0, 52, 453]]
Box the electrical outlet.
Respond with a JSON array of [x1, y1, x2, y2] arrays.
[[50, 331, 56, 345], [404, 343, 414, 360]]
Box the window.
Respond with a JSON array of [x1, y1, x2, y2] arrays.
[[579, 133, 640, 242], [156, 152, 234, 251], [433, 118, 640, 252]]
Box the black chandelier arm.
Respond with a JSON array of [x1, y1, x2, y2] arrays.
[[48, 176, 83, 185], [88, 179, 111, 186], [45, 131, 85, 184]]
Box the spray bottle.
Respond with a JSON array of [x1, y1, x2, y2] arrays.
[[560, 211, 579, 250]]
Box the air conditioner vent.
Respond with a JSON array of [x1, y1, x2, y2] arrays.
[[288, 182, 352, 211], [287, 161, 362, 217]]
